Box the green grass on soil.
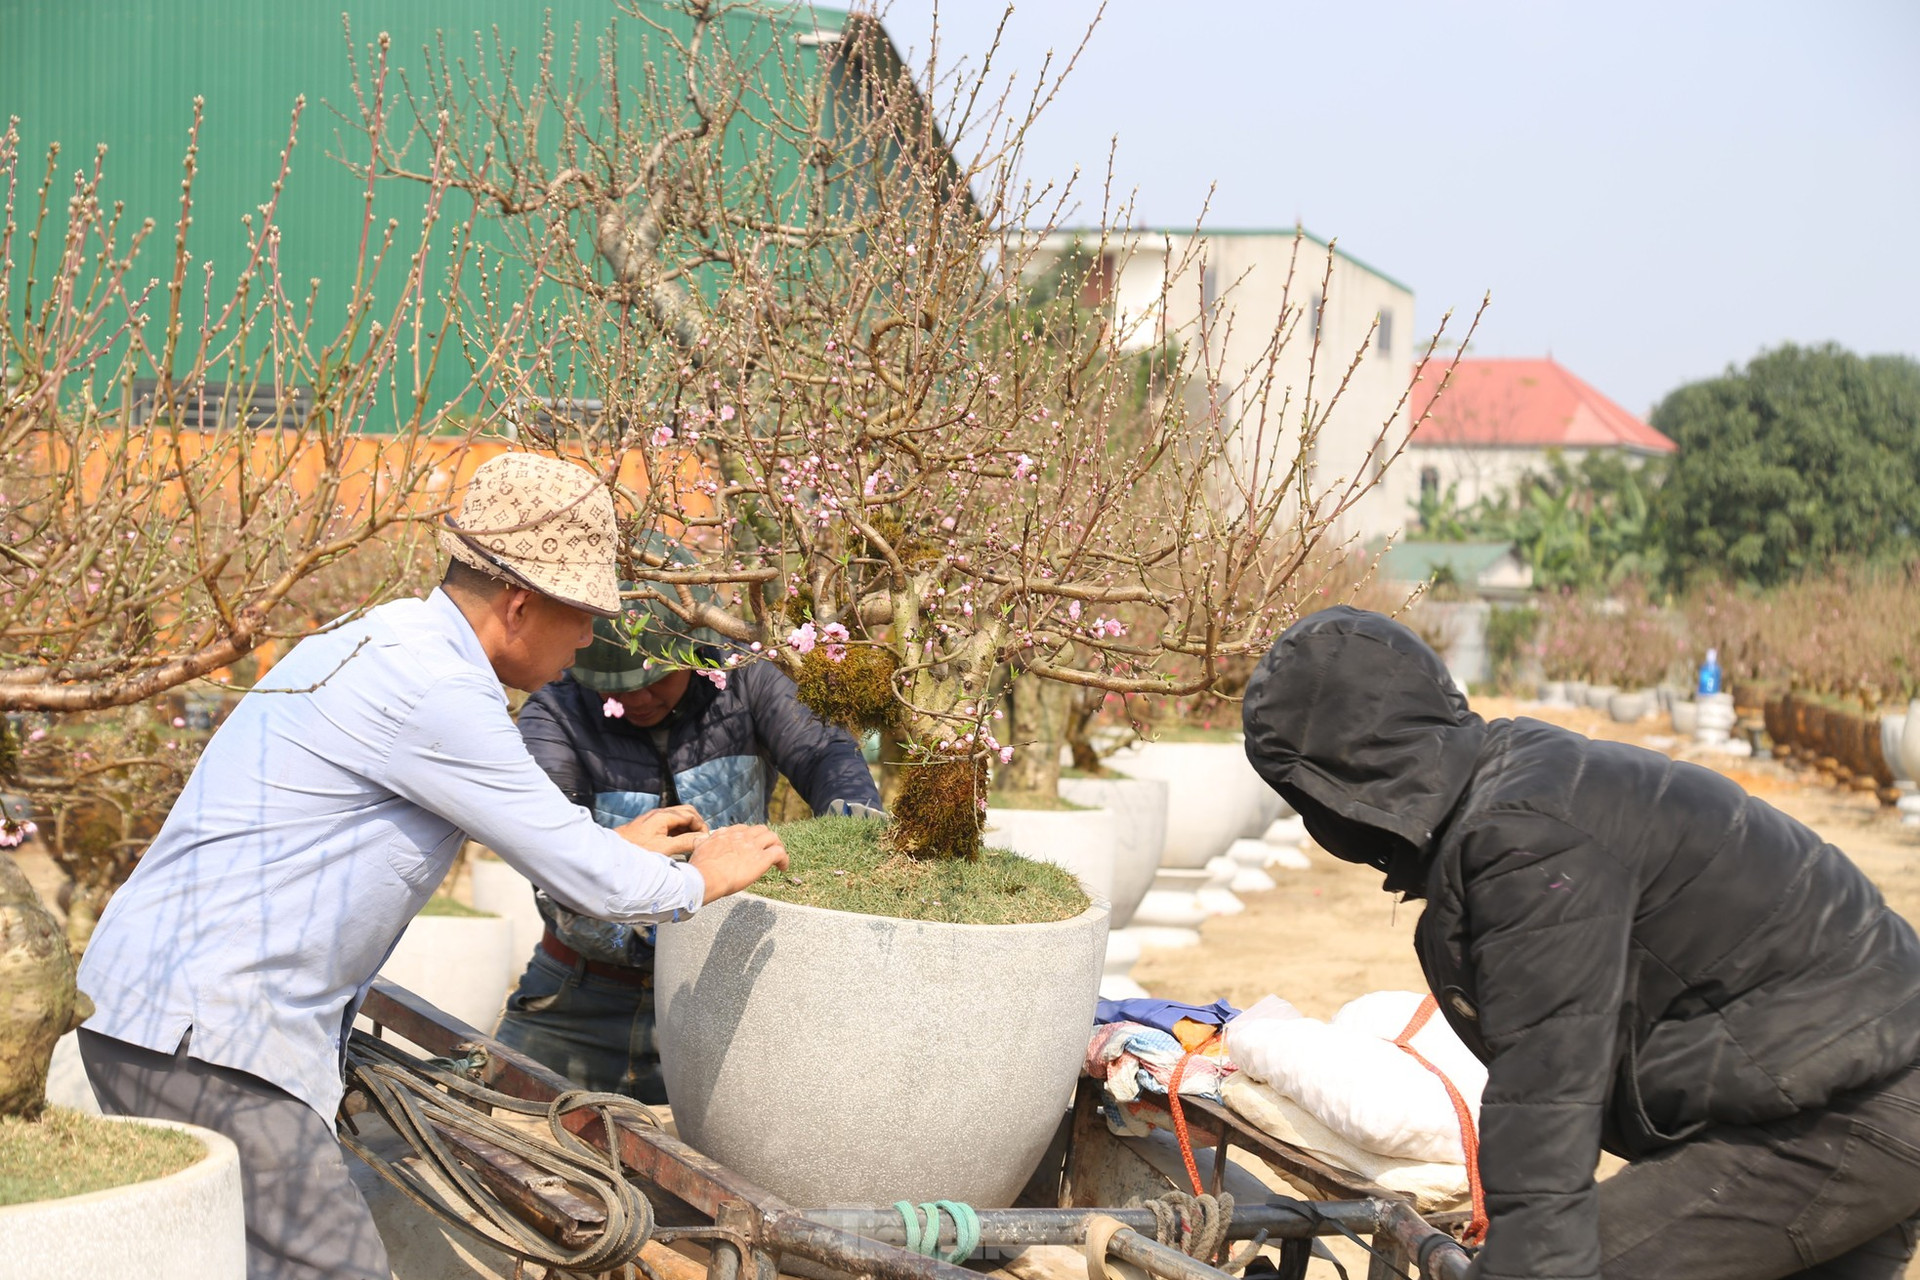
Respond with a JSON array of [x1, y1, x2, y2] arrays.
[[419, 894, 492, 918], [0, 1108, 203, 1205], [754, 817, 1088, 925]]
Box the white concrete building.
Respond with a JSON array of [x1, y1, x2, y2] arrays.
[[1029, 227, 1416, 542]]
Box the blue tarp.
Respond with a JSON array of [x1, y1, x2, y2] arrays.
[[1093, 997, 1241, 1035]]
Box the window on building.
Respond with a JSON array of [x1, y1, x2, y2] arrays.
[[129, 377, 311, 430], [1378, 308, 1394, 357], [1310, 293, 1323, 341], [1419, 466, 1440, 502]]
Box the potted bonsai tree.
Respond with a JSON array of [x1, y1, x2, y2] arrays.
[[362, 3, 1481, 1207]]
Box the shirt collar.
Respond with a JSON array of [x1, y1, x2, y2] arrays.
[[428, 586, 500, 687]]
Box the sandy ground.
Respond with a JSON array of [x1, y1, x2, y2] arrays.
[[1134, 695, 1920, 1276]]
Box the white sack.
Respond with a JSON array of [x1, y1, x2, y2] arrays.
[[1223, 991, 1487, 1165], [1220, 1074, 1470, 1212]]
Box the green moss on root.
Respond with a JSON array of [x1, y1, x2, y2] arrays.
[[795, 645, 900, 733], [887, 756, 989, 861]]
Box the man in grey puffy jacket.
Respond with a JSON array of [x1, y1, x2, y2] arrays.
[[1243, 607, 1920, 1280], [495, 591, 880, 1102]]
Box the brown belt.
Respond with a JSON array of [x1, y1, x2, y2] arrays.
[[539, 928, 652, 988]]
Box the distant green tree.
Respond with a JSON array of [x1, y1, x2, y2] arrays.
[[1410, 451, 1666, 591], [1651, 344, 1920, 586]]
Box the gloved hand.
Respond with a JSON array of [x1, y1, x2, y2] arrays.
[[823, 798, 890, 822]]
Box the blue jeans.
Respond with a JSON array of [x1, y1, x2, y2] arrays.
[[493, 948, 665, 1105]]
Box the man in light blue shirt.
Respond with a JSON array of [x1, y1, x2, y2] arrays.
[[76, 453, 789, 1280]]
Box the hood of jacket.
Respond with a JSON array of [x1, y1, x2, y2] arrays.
[[1242, 606, 1488, 896]]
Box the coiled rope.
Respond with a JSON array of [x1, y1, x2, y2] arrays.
[[340, 1029, 660, 1277], [1127, 1191, 1254, 1270], [894, 1199, 981, 1264]]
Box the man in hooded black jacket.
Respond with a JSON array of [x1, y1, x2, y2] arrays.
[[1243, 607, 1920, 1280]]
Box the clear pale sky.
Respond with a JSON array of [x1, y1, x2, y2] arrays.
[[880, 2, 1920, 417]]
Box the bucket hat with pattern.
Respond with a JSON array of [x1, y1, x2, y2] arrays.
[[438, 453, 622, 617]]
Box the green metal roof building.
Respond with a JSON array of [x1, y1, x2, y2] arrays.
[[0, 1, 897, 425]]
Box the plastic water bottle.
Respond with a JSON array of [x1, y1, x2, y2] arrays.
[[1697, 648, 1723, 697]]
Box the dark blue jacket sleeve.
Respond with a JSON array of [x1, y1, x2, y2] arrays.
[[516, 684, 592, 808], [742, 664, 882, 813]]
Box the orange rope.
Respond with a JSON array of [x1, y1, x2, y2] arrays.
[[1165, 1053, 1208, 1196], [1393, 995, 1489, 1245]]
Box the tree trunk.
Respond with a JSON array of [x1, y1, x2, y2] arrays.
[[1064, 685, 1108, 776], [999, 675, 1074, 799], [0, 851, 90, 1119], [887, 605, 1004, 859]]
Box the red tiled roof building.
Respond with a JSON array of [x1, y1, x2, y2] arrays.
[[1410, 358, 1675, 455], [1379, 357, 1676, 523]]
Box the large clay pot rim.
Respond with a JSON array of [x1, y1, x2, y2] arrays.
[[1109, 737, 1245, 754], [984, 804, 1113, 816], [732, 891, 1108, 934], [0, 1116, 224, 1214]]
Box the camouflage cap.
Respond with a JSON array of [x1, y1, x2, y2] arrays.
[[571, 536, 727, 692]]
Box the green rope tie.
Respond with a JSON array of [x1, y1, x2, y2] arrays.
[[893, 1199, 980, 1265]]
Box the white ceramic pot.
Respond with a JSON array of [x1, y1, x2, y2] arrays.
[[0, 1118, 245, 1279], [1670, 700, 1699, 737], [44, 1030, 100, 1114], [655, 894, 1108, 1207], [1695, 692, 1737, 747], [1585, 683, 1619, 710], [378, 911, 516, 1034], [1239, 786, 1285, 840], [1225, 838, 1278, 894], [1057, 776, 1168, 928], [1106, 741, 1268, 870], [467, 853, 547, 975], [1262, 814, 1313, 871], [1099, 929, 1149, 1001], [984, 806, 1118, 905], [1608, 691, 1652, 723], [1881, 711, 1912, 785], [1901, 699, 1920, 785], [1197, 856, 1245, 916], [1881, 711, 1919, 829], [1566, 680, 1590, 706], [1129, 868, 1210, 949], [1539, 680, 1569, 706]]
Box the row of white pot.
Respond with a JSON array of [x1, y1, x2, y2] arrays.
[[1102, 739, 1299, 950], [1541, 682, 1758, 754], [1539, 680, 1619, 710], [1540, 680, 1663, 723], [987, 778, 1164, 1001]]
